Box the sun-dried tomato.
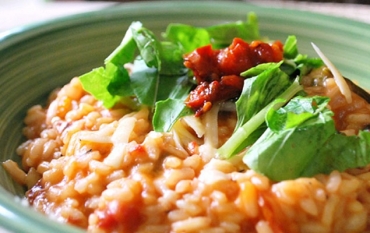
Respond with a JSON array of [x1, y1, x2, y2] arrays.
[[184, 38, 283, 115], [96, 199, 143, 233]]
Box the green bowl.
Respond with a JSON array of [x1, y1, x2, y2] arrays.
[[0, 1, 369, 232]]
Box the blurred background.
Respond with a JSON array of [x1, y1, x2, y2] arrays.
[[1, 0, 370, 32], [48, 0, 370, 3], [2, 0, 370, 3], [263, 0, 370, 3], [251, 0, 370, 5], [57, 0, 370, 3]]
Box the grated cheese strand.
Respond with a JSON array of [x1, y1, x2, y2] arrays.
[[203, 103, 220, 149], [311, 43, 352, 103]]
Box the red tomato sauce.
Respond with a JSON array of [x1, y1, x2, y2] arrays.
[[184, 38, 283, 116], [96, 199, 144, 233]]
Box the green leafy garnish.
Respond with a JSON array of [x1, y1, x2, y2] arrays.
[[281, 35, 324, 76], [79, 13, 370, 183], [80, 13, 261, 132], [153, 99, 193, 132], [217, 78, 303, 158], [79, 63, 130, 108], [80, 21, 193, 123], [163, 13, 260, 52], [243, 96, 370, 181]]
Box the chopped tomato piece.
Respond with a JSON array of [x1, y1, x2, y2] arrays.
[[218, 38, 253, 76], [184, 38, 283, 115], [96, 200, 143, 233], [183, 44, 220, 83]]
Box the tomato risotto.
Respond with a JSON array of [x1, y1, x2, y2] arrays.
[[4, 15, 370, 233]]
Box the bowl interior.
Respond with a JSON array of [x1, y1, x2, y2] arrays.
[[0, 1, 370, 232]]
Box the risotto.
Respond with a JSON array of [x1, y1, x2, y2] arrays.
[[4, 15, 370, 233]]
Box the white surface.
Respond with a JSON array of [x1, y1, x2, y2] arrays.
[[249, 0, 370, 24], [1, 0, 370, 32], [0, 1, 369, 233], [1, 0, 370, 33], [0, 0, 116, 32]]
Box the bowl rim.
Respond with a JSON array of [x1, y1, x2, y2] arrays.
[[1, 0, 370, 49], [0, 1, 370, 233]]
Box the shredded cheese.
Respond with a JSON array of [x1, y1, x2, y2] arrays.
[[104, 116, 137, 168], [311, 43, 352, 103], [182, 115, 205, 138], [203, 103, 220, 149]]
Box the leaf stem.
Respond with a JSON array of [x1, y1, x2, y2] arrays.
[[217, 79, 303, 158]]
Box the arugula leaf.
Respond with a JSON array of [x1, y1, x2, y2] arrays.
[[295, 54, 324, 77], [243, 95, 370, 181], [106, 64, 132, 97], [79, 63, 130, 108], [163, 12, 260, 53], [105, 22, 142, 66], [243, 96, 334, 181], [130, 59, 192, 107], [163, 24, 210, 53], [153, 99, 193, 132], [80, 22, 142, 108], [129, 60, 158, 106], [266, 95, 330, 132], [217, 79, 303, 158], [131, 26, 161, 68], [159, 42, 188, 76], [302, 130, 370, 177], [280, 35, 323, 77], [235, 63, 291, 132], [130, 26, 191, 109], [240, 62, 282, 78], [283, 35, 299, 59], [206, 13, 260, 48], [149, 68, 193, 132]]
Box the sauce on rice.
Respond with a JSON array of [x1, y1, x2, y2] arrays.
[[13, 72, 370, 233]]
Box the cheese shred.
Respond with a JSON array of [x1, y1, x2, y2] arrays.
[[311, 43, 352, 103]]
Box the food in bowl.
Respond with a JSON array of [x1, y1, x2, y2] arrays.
[[3, 13, 370, 233]]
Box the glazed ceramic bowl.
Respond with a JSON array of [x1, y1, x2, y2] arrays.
[[0, 1, 370, 232]]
